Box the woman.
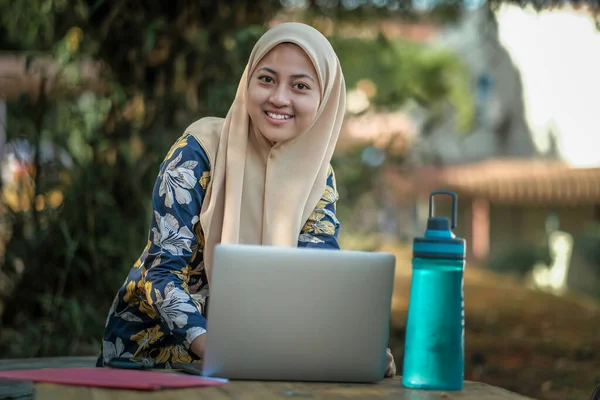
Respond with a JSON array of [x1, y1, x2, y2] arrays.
[[98, 22, 396, 377]]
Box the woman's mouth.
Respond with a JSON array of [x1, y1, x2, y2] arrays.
[[264, 111, 293, 124]]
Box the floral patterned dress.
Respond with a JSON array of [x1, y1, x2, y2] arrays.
[[97, 133, 341, 368]]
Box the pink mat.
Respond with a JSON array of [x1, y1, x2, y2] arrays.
[[0, 367, 228, 391]]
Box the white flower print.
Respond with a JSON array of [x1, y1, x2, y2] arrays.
[[190, 287, 209, 315], [298, 233, 324, 244], [154, 281, 197, 331], [102, 337, 133, 364], [151, 212, 194, 255], [120, 312, 143, 322], [317, 207, 339, 225], [159, 152, 198, 208], [184, 326, 207, 349]]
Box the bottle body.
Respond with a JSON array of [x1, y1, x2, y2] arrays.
[[402, 257, 465, 390]]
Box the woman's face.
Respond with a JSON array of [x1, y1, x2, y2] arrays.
[[247, 43, 321, 143]]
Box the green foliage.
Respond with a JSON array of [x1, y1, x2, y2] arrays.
[[286, 0, 462, 25], [331, 147, 385, 228], [0, 0, 473, 357], [0, 0, 279, 357], [484, 243, 552, 277], [332, 35, 473, 130], [1, 94, 159, 357], [329, 35, 472, 229]]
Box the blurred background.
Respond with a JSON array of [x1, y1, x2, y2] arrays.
[[1, 0, 600, 399]]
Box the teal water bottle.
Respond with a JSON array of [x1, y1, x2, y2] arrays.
[[402, 190, 466, 390]]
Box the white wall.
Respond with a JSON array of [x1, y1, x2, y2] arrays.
[[495, 5, 600, 168]]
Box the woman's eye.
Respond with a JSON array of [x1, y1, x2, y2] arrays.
[[259, 76, 274, 83], [295, 83, 309, 90]]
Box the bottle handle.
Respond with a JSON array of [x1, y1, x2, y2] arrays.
[[429, 190, 458, 230]]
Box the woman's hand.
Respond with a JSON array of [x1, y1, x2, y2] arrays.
[[385, 348, 396, 378], [190, 334, 206, 359]]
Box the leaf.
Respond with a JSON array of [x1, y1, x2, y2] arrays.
[[120, 312, 143, 323], [180, 160, 198, 170]]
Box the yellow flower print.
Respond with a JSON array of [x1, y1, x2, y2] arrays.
[[302, 171, 339, 236], [139, 298, 157, 319], [171, 265, 191, 282], [133, 239, 152, 269], [171, 265, 191, 293], [304, 219, 336, 235], [155, 346, 172, 364], [130, 325, 164, 354], [316, 184, 338, 209], [306, 210, 319, 224], [124, 277, 156, 318], [324, 184, 338, 204], [144, 281, 153, 305], [123, 281, 138, 306], [199, 171, 211, 190], [171, 345, 193, 363], [163, 135, 188, 162], [155, 345, 193, 364]]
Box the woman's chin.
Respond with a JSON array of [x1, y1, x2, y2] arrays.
[[261, 130, 296, 144]]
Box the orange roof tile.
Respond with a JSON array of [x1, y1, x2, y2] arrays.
[[413, 158, 600, 205]]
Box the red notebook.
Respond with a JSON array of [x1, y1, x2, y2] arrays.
[[0, 367, 228, 391]]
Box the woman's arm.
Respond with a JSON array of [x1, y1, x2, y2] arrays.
[[143, 134, 210, 354], [298, 165, 341, 249]]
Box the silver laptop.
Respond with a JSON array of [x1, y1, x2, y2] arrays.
[[202, 243, 396, 383]]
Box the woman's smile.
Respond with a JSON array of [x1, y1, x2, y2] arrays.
[[264, 111, 294, 125]]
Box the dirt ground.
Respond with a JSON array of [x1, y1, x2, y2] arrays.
[[383, 242, 600, 400]]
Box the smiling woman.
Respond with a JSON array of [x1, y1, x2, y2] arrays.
[[247, 43, 321, 143], [97, 22, 395, 377]]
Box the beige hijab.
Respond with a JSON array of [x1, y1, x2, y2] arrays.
[[186, 22, 346, 281]]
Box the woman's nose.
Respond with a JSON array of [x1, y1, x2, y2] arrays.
[[269, 85, 291, 107]]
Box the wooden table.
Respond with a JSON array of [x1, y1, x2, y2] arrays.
[[0, 357, 535, 400]]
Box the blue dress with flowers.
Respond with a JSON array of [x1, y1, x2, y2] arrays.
[[97, 133, 341, 367]]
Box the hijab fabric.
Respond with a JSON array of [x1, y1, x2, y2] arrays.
[[187, 22, 346, 281]]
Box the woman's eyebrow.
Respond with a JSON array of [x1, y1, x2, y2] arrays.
[[258, 67, 315, 83]]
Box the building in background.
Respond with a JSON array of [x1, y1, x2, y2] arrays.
[[399, 4, 600, 296]]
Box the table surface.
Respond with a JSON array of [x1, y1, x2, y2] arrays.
[[0, 356, 535, 400]]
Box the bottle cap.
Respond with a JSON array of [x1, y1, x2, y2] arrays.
[[413, 190, 466, 260]]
